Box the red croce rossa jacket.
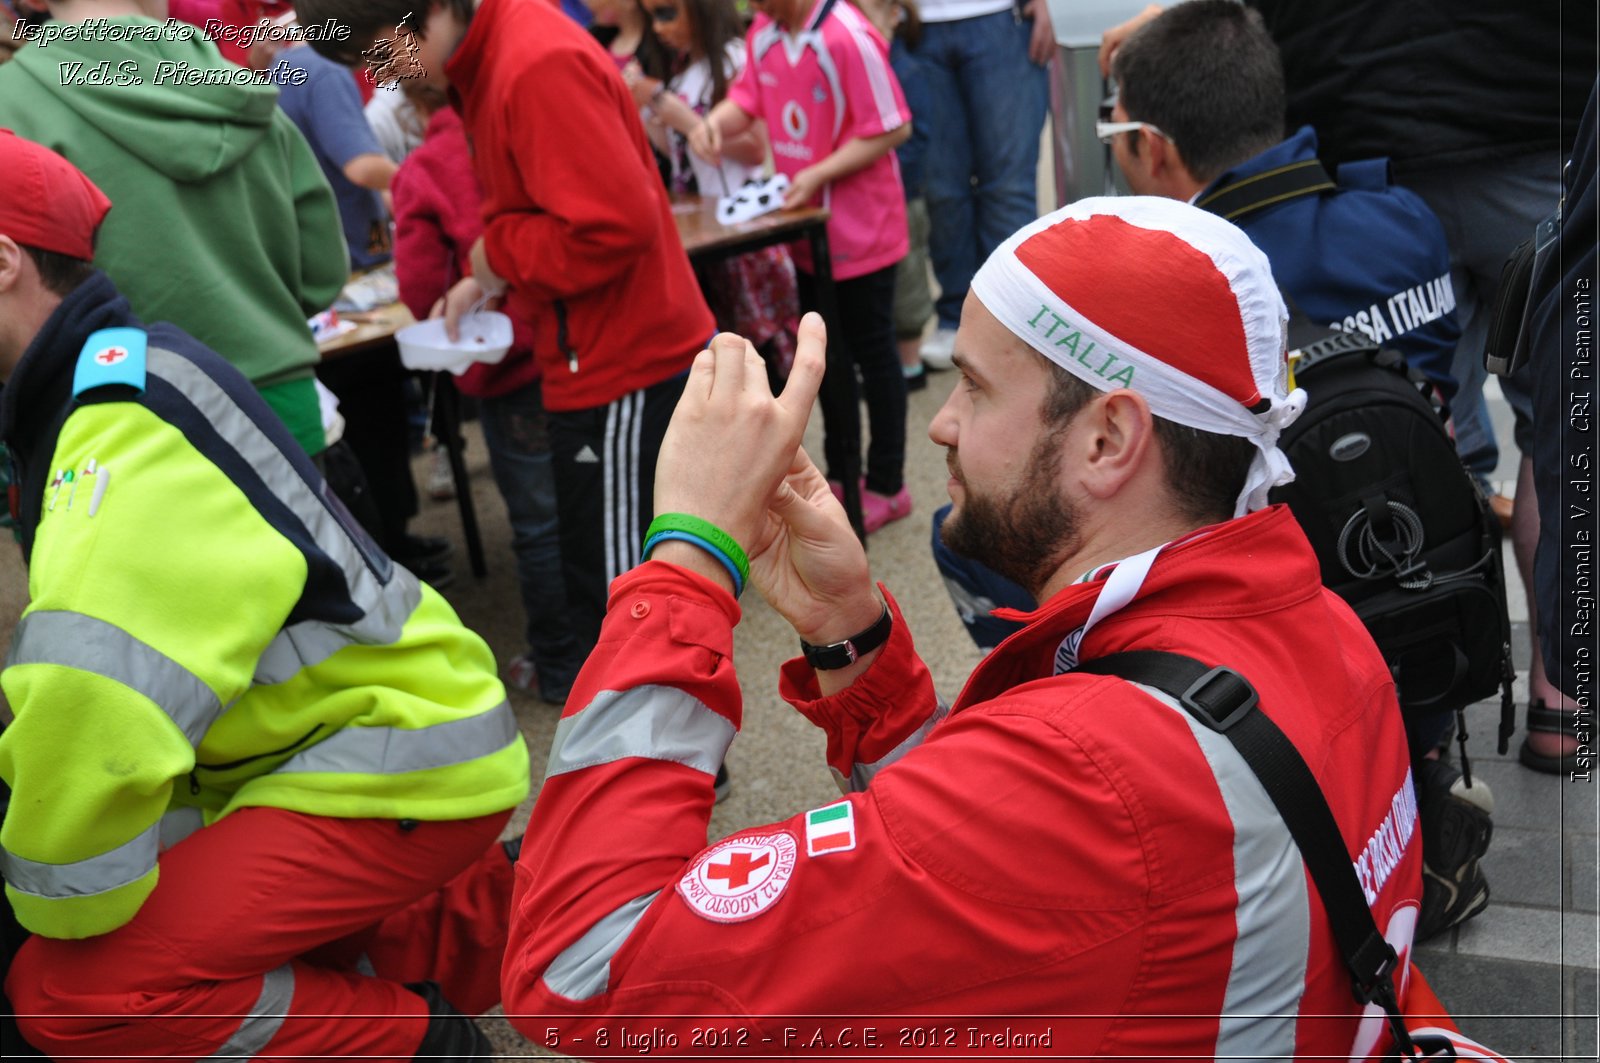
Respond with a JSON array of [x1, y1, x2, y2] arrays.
[[504, 505, 1426, 1060]]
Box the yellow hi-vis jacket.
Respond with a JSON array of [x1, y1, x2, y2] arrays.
[[0, 275, 530, 939]]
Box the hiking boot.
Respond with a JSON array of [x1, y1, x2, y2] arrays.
[[406, 981, 491, 1060], [1415, 758, 1494, 942]]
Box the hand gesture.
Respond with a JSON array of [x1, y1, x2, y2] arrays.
[[654, 318, 824, 551]]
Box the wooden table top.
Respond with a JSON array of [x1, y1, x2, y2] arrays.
[[671, 195, 830, 258], [318, 301, 416, 358]]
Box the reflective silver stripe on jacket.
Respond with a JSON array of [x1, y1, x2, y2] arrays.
[[6, 610, 222, 745], [545, 686, 734, 779], [541, 891, 661, 1001], [1135, 682, 1309, 1060], [0, 822, 158, 900], [847, 701, 947, 792], [200, 964, 294, 1061], [144, 348, 421, 683], [273, 700, 520, 776]]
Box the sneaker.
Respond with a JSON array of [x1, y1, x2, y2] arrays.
[[902, 363, 928, 392], [713, 764, 731, 804], [828, 478, 846, 505], [426, 445, 455, 502], [505, 652, 571, 706], [920, 326, 958, 371], [1415, 758, 1494, 942], [861, 485, 913, 534]]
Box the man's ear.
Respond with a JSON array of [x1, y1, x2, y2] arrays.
[[0, 236, 25, 295], [1079, 389, 1158, 500]]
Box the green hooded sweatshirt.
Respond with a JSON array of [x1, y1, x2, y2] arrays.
[[0, 17, 349, 454]]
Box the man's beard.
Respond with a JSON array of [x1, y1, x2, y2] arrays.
[[940, 430, 1082, 598]]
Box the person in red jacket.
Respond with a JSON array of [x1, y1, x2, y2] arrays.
[[498, 196, 1431, 1059], [390, 82, 585, 705], [301, 0, 716, 671]]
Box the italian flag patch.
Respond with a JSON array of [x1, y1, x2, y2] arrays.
[[805, 801, 856, 857]]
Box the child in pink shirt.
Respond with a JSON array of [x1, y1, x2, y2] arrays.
[[694, 0, 914, 530]]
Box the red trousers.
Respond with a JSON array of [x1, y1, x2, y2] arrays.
[[7, 806, 514, 1062]]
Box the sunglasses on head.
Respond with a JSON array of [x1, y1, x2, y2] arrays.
[[648, 4, 680, 22]]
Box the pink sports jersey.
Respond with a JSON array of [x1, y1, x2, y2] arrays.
[[728, 0, 910, 280]]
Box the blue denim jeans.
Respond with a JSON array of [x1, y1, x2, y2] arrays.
[[1400, 151, 1557, 481], [916, 8, 1049, 329], [478, 382, 584, 695]]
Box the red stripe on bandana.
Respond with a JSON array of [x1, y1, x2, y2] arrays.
[[1015, 215, 1261, 407]]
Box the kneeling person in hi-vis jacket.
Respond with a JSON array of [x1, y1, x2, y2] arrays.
[[501, 195, 1456, 1059], [0, 130, 529, 1063]]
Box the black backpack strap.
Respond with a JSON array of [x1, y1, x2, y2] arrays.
[[1195, 158, 1337, 223], [1073, 650, 1446, 1060]]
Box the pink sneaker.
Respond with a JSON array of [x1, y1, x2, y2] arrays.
[[828, 478, 846, 505], [861, 485, 913, 534]]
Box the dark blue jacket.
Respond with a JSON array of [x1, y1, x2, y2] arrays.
[[1202, 126, 1459, 403]]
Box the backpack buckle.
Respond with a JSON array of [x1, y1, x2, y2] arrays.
[[1180, 667, 1259, 732]]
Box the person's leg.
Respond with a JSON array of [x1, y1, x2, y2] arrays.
[[917, 17, 979, 332], [1401, 154, 1563, 485], [548, 375, 689, 652], [895, 196, 934, 388], [841, 264, 909, 497], [963, 7, 1049, 266], [549, 404, 612, 654], [317, 346, 422, 554], [478, 383, 584, 703], [796, 268, 857, 485], [8, 807, 509, 1061]]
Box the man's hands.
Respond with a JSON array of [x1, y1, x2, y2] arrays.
[[653, 314, 878, 644]]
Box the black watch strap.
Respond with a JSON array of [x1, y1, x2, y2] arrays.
[[799, 605, 892, 670]]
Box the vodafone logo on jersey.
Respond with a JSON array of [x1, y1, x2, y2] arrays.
[[677, 832, 797, 923], [780, 99, 809, 141]]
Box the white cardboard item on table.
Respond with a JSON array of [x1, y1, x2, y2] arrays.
[[396, 311, 514, 374], [717, 173, 791, 225]]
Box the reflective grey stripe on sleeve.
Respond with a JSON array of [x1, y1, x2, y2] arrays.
[[542, 891, 660, 1001], [251, 572, 421, 685], [847, 700, 947, 792], [145, 349, 422, 682], [1133, 682, 1308, 1060], [158, 806, 205, 852], [200, 964, 294, 1062], [1, 822, 158, 900], [272, 700, 520, 776], [545, 686, 734, 779], [6, 610, 222, 746]]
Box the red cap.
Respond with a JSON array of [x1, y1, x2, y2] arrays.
[[0, 129, 112, 261]]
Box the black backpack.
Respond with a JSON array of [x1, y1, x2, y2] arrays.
[[1268, 324, 1516, 754], [1197, 158, 1515, 757]]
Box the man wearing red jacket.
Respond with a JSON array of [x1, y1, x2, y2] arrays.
[[302, 0, 716, 668], [499, 196, 1431, 1059]]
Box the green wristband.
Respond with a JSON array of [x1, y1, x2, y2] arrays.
[[645, 513, 750, 587]]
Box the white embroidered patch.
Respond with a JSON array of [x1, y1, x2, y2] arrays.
[[676, 832, 797, 924]]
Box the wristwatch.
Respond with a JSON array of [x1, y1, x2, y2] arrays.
[[799, 605, 892, 670]]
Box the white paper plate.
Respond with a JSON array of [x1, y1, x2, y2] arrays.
[[396, 312, 513, 374]]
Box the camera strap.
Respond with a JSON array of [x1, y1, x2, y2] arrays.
[[1195, 158, 1336, 223]]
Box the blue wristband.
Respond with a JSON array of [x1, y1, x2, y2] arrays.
[[643, 530, 745, 597]]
